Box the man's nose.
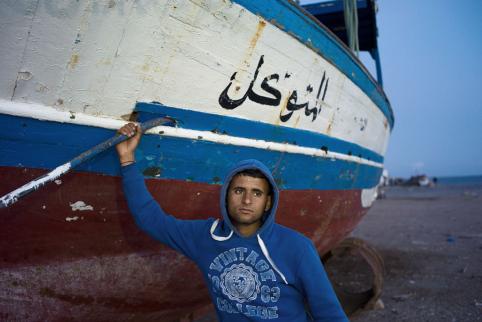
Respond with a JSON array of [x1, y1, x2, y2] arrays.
[[242, 193, 251, 204]]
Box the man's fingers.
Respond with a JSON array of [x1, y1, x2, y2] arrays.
[[129, 123, 141, 139], [119, 123, 139, 137]]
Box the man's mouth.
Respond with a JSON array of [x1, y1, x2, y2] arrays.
[[239, 208, 253, 214]]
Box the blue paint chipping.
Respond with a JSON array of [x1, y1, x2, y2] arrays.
[[231, 0, 394, 129], [0, 113, 382, 190]]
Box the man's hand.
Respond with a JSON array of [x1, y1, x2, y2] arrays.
[[116, 122, 142, 165]]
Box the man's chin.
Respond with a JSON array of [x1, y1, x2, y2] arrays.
[[231, 215, 260, 226]]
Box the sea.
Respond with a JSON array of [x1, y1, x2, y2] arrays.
[[436, 175, 482, 187], [384, 175, 482, 199]]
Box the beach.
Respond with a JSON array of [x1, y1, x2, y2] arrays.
[[350, 182, 482, 322]]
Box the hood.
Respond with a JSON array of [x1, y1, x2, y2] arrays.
[[219, 159, 279, 238], [209, 159, 288, 285]]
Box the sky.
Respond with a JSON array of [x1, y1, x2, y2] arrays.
[[301, 0, 482, 178]]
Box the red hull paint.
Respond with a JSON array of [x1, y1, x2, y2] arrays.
[[0, 167, 368, 321]]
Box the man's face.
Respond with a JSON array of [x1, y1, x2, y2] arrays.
[[227, 174, 272, 229]]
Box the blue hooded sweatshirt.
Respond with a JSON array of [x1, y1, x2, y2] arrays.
[[121, 159, 348, 321]]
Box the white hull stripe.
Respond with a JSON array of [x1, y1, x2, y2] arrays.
[[0, 100, 382, 168]]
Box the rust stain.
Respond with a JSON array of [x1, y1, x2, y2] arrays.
[[326, 112, 335, 135], [249, 20, 266, 51], [326, 121, 333, 135], [227, 19, 268, 97], [293, 115, 301, 128], [68, 54, 79, 69], [243, 20, 267, 67], [269, 18, 280, 28]]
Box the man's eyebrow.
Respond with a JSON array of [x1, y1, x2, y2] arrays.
[[252, 188, 265, 193]]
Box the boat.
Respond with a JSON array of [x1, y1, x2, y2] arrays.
[[0, 0, 393, 320]]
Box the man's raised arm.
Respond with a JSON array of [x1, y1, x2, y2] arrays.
[[116, 123, 210, 261]]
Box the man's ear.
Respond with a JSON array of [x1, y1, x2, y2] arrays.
[[264, 195, 272, 211]]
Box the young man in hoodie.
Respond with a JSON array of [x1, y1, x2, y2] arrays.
[[117, 123, 348, 322]]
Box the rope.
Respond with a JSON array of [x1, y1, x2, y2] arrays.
[[343, 0, 360, 56]]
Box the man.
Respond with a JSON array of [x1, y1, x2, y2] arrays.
[[116, 123, 348, 321]]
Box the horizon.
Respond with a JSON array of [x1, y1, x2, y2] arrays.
[[391, 173, 482, 180]]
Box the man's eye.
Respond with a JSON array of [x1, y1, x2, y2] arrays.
[[254, 191, 262, 197], [234, 189, 243, 194]]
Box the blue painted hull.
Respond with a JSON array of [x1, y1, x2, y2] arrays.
[[0, 107, 382, 191]]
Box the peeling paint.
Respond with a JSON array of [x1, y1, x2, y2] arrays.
[[69, 201, 94, 211], [142, 167, 161, 177], [18, 71, 32, 81], [65, 216, 80, 222], [35, 83, 49, 93], [0, 162, 71, 208]]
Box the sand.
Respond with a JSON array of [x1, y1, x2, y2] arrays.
[[349, 184, 482, 322]]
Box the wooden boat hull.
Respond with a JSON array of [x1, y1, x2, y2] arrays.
[[0, 110, 374, 320], [0, 165, 366, 321], [0, 0, 392, 320]]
